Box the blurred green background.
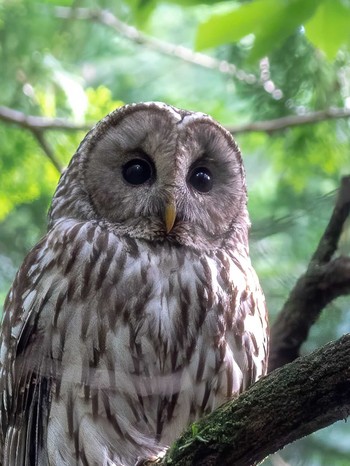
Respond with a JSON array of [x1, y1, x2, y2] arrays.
[[1, 0, 350, 464]]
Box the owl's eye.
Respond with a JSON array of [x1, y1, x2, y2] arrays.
[[189, 167, 213, 193], [122, 159, 153, 185]]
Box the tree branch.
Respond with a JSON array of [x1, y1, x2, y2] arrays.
[[228, 107, 350, 134], [2, 105, 350, 140], [156, 334, 350, 466], [0, 106, 92, 173], [0, 106, 91, 132], [269, 176, 350, 371], [54, 6, 274, 92]]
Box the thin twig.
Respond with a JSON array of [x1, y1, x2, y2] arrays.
[[31, 130, 63, 173], [228, 107, 350, 134], [54, 6, 281, 95], [0, 106, 91, 132]]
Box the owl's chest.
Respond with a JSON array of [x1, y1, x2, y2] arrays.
[[105, 242, 235, 343], [44, 231, 266, 456], [41, 231, 251, 371]]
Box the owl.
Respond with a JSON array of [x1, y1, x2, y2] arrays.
[[0, 102, 268, 465]]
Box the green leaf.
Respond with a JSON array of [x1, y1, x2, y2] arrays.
[[304, 0, 350, 59], [123, 0, 158, 25], [196, 0, 320, 62]]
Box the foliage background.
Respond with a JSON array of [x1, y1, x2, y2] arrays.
[[1, 0, 350, 464]]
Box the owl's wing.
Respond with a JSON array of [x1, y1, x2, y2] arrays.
[[0, 219, 122, 465], [0, 237, 53, 466]]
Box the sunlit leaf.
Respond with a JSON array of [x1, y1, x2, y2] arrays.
[[86, 86, 124, 121], [196, 0, 319, 62], [304, 0, 350, 59]]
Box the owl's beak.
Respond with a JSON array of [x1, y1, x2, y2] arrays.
[[165, 200, 176, 233]]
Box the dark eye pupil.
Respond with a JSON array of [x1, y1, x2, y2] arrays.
[[189, 167, 213, 193], [122, 159, 152, 185]]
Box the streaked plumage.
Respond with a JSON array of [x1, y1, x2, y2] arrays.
[[0, 102, 268, 465]]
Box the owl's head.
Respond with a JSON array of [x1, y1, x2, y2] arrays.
[[49, 102, 249, 250]]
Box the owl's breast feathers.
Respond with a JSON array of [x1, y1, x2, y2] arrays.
[[0, 218, 268, 465]]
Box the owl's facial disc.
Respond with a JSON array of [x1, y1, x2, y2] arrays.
[[78, 104, 249, 247]]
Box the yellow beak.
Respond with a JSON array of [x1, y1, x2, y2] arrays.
[[165, 200, 176, 233]]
